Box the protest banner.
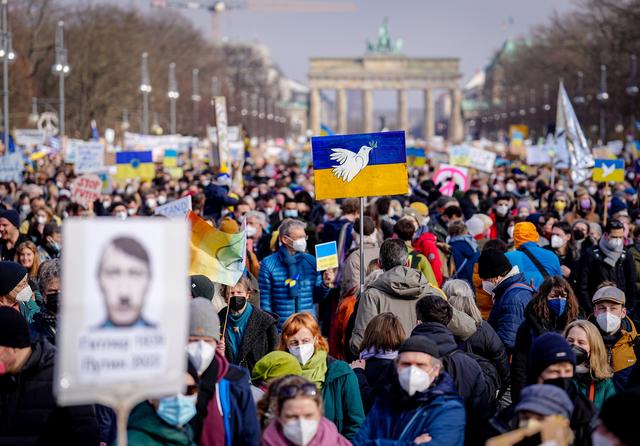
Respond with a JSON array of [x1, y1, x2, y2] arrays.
[[315, 241, 339, 271], [13, 129, 46, 148], [154, 195, 192, 219], [0, 153, 23, 183], [433, 164, 469, 196], [593, 159, 624, 183], [449, 144, 496, 172], [74, 141, 105, 174], [70, 174, 102, 206], [311, 131, 408, 200], [214, 97, 230, 170], [55, 219, 189, 444], [526, 145, 552, 166]]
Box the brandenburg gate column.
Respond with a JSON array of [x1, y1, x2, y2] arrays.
[[310, 87, 321, 135], [397, 89, 408, 131], [362, 88, 374, 133], [336, 88, 348, 134], [423, 88, 435, 141], [449, 87, 464, 142]]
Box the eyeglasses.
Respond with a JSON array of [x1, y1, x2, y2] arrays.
[[277, 383, 318, 400]]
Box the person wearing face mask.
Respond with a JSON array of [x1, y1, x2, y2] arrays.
[[119, 361, 199, 446], [489, 195, 513, 241], [0, 307, 101, 445], [353, 336, 465, 445], [547, 221, 582, 290], [279, 312, 364, 439], [25, 207, 52, 247], [262, 376, 351, 446], [202, 172, 239, 221], [592, 389, 639, 446], [577, 220, 637, 316], [259, 219, 331, 330], [36, 223, 62, 261], [110, 202, 129, 221], [0, 261, 39, 323], [586, 286, 638, 391], [245, 210, 271, 261], [510, 277, 580, 402], [340, 217, 380, 297], [566, 189, 601, 225], [218, 277, 278, 373], [564, 320, 616, 410], [29, 260, 60, 345], [478, 249, 534, 353], [0, 209, 30, 262], [187, 298, 260, 446]]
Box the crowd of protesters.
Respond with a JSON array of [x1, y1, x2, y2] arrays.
[[1, 153, 640, 446]]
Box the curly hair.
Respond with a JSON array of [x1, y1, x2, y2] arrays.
[[531, 276, 579, 323]]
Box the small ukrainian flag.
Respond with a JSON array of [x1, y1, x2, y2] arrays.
[[593, 159, 624, 183], [163, 149, 178, 168], [115, 151, 155, 181]]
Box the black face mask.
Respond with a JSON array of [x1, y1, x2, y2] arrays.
[[229, 295, 247, 313], [571, 345, 589, 365], [572, 229, 585, 241], [543, 377, 573, 394], [45, 292, 59, 314]]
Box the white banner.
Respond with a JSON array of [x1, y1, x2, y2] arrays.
[[74, 141, 105, 174], [154, 195, 192, 219], [0, 153, 23, 183], [214, 97, 229, 168], [449, 145, 496, 173], [13, 129, 45, 148]]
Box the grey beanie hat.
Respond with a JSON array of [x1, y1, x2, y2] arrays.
[[515, 384, 574, 419], [189, 297, 220, 341]]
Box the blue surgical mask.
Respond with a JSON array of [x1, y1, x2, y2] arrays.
[[547, 298, 567, 317], [156, 394, 197, 427], [284, 209, 298, 218]]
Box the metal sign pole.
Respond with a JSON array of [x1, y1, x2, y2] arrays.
[[359, 196, 365, 295]]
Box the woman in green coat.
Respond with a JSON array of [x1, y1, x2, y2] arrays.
[[279, 312, 365, 439], [565, 320, 616, 410]]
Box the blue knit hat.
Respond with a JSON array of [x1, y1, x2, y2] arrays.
[[0, 261, 27, 296], [529, 332, 576, 383], [0, 209, 19, 229], [516, 384, 574, 419], [609, 196, 628, 216]]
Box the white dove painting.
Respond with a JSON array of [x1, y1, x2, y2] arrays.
[[329, 140, 377, 182]]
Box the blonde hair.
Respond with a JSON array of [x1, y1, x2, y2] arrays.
[[15, 241, 41, 280], [564, 320, 613, 380], [279, 312, 329, 352]]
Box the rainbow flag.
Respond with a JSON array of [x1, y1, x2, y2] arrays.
[[115, 151, 154, 181], [188, 211, 246, 286], [311, 131, 408, 200]]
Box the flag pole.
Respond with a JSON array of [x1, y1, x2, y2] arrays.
[[359, 196, 365, 295], [603, 182, 609, 227]]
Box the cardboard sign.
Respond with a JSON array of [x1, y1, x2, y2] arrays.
[[593, 159, 624, 182], [56, 219, 189, 409], [74, 141, 105, 174], [70, 174, 102, 206], [433, 164, 469, 196], [0, 153, 23, 183], [315, 241, 339, 271], [311, 131, 408, 200], [449, 145, 496, 173], [155, 195, 192, 219]]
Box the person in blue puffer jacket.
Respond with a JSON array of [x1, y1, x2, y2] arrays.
[[259, 218, 332, 330]]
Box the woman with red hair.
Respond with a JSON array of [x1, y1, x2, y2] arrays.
[[279, 312, 364, 440]]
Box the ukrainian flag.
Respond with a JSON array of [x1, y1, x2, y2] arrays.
[[312, 131, 408, 200], [406, 147, 426, 167], [115, 151, 155, 181], [163, 149, 178, 168], [593, 159, 624, 183]]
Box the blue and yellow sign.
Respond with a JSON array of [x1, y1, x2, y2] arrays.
[[115, 151, 154, 181], [593, 159, 624, 183], [311, 131, 407, 200], [315, 241, 339, 271]]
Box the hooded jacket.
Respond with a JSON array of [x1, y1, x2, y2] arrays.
[[412, 232, 444, 286], [0, 340, 100, 446], [262, 417, 352, 446], [506, 241, 562, 290], [321, 357, 365, 439], [349, 266, 443, 353], [352, 372, 465, 446]]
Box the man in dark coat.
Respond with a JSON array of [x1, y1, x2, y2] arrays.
[[0, 209, 29, 262], [203, 173, 238, 220], [0, 307, 101, 445]]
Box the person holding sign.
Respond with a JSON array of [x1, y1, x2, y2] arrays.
[[0, 307, 101, 444]]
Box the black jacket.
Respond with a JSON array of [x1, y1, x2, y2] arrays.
[[352, 357, 395, 413], [0, 340, 100, 446], [219, 305, 278, 374], [465, 320, 510, 393], [510, 301, 572, 402], [577, 245, 637, 316]]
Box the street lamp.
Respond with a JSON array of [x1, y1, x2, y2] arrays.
[[573, 71, 586, 106], [167, 62, 179, 134], [191, 68, 200, 134], [0, 0, 15, 151], [627, 54, 638, 138], [28, 97, 38, 125], [596, 64, 609, 144], [51, 21, 70, 141], [139, 52, 152, 134]]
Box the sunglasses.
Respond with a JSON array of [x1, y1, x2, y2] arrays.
[[278, 383, 318, 400]]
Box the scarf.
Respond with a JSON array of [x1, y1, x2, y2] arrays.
[[35, 309, 57, 331], [448, 234, 478, 252], [599, 236, 623, 267], [279, 245, 300, 305], [301, 350, 328, 390], [226, 304, 253, 362], [359, 347, 398, 360]]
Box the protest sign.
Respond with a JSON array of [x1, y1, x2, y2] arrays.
[[311, 131, 408, 200], [70, 174, 103, 206], [449, 145, 496, 172], [526, 145, 552, 165], [74, 141, 105, 174], [56, 219, 189, 411], [593, 159, 624, 182], [13, 129, 45, 148], [315, 241, 339, 271], [214, 97, 229, 169], [154, 195, 192, 219], [406, 147, 426, 167], [433, 164, 469, 196], [0, 153, 23, 183]]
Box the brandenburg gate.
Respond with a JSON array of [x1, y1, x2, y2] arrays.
[[308, 20, 464, 142]]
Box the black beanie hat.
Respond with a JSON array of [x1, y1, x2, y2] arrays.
[[0, 307, 30, 348], [599, 389, 640, 446], [528, 332, 576, 383], [398, 335, 440, 359], [0, 209, 20, 229], [478, 249, 512, 279], [0, 261, 28, 296], [190, 275, 215, 301]]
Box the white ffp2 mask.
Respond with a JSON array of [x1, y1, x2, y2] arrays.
[[289, 343, 315, 366], [398, 365, 432, 396], [282, 418, 319, 446]]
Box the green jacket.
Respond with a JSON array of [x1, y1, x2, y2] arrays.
[[322, 356, 365, 440], [115, 401, 196, 446], [19, 299, 40, 324], [574, 375, 616, 411]]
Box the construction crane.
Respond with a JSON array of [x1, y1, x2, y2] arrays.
[[150, 0, 357, 41]]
